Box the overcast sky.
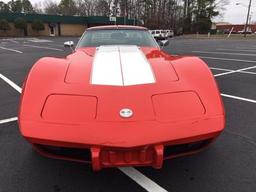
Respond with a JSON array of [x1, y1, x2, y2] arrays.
[[2, 0, 254, 24], [214, 0, 256, 24]]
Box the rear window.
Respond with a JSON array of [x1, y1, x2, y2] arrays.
[[77, 29, 158, 48]]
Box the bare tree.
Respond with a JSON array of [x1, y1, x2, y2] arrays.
[[33, 2, 43, 14], [95, 0, 110, 16], [58, 0, 77, 16], [44, 0, 59, 15], [76, 0, 96, 16]]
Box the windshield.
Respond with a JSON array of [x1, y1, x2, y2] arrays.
[[77, 29, 158, 48]]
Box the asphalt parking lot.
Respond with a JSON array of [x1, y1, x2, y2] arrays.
[[0, 36, 256, 192]]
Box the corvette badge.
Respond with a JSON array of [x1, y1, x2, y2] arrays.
[[120, 108, 133, 118]]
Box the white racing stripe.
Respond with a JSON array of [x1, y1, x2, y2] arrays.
[[23, 44, 63, 51], [120, 46, 155, 86], [0, 73, 22, 93], [0, 117, 18, 124], [91, 46, 155, 86], [119, 167, 168, 192], [91, 46, 123, 86], [221, 94, 256, 104], [0, 46, 23, 53]]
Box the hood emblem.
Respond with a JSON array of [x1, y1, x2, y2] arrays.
[[120, 108, 133, 118]]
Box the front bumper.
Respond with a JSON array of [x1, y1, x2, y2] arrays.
[[20, 116, 224, 171], [33, 137, 214, 171]]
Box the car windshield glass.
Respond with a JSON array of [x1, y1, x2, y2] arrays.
[[77, 29, 158, 48]]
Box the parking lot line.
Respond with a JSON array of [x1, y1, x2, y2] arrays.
[[225, 130, 256, 146], [23, 44, 63, 51], [0, 117, 18, 125], [194, 51, 256, 57], [0, 46, 23, 54], [47, 44, 64, 47], [214, 66, 256, 77], [210, 67, 232, 72], [0, 73, 22, 93], [200, 56, 256, 63], [210, 67, 256, 75], [6, 39, 19, 44], [221, 93, 256, 104], [217, 48, 256, 53], [119, 167, 168, 192], [236, 47, 256, 50]]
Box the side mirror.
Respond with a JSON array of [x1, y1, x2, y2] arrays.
[[64, 41, 74, 48], [158, 39, 169, 48]]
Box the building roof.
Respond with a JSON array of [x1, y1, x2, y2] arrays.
[[215, 22, 232, 26], [0, 12, 138, 25]]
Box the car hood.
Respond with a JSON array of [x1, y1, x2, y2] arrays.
[[21, 45, 223, 125], [65, 46, 179, 85], [56, 46, 185, 122]]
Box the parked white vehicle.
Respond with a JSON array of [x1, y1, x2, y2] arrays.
[[165, 29, 174, 37], [150, 30, 167, 40]]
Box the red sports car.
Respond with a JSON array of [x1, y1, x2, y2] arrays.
[[19, 25, 225, 171]]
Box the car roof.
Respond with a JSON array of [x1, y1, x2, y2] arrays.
[[87, 25, 148, 31]]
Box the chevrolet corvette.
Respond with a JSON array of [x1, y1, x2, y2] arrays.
[[19, 25, 225, 171]]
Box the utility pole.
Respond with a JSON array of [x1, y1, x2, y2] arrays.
[[244, 0, 252, 37]]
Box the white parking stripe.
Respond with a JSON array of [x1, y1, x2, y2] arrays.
[[221, 94, 256, 104], [210, 67, 256, 75], [119, 167, 168, 192], [217, 48, 256, 53], [210, 67, 232, 72], [47, 44, 64, 47], [23, 45, 63, 51], [194, 51, 256, 57], [0, 117, 18, 125], [7, 40, 19, 44], [0, 46, 23, 53], [236, 47, 256, 50], [214, 66, 256, 77], [200, 56, 256, 63], [0, 73, 22, 93]]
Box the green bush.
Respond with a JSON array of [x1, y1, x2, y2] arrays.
[[0, 19, 11, 32], [14, 17, 27, 36], [31, 19, 45, 32]]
